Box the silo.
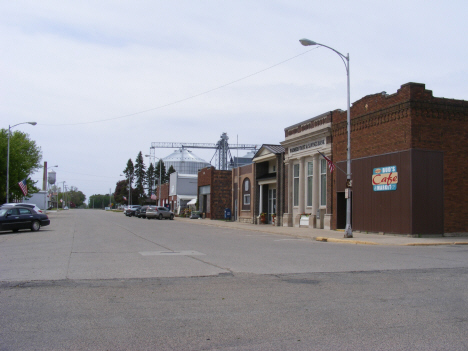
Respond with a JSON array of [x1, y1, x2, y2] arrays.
[[162, 148, 211, 175]]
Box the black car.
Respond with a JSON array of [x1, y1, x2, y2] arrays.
[[125, 205, 141, 217], [0, 206, 50, 232], [135, 205, 149, 218]]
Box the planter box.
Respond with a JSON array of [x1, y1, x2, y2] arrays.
[[300, 215, 310, 226]]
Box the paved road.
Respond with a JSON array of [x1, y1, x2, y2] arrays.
[[1, 210, 468, 350]]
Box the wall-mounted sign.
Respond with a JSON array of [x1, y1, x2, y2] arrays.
[[289, 139, 325, 154], [372, 166, 398, 191]]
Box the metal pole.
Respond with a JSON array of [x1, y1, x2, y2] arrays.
[[299, 39, 353, 238], [6, 125, 11, 203], [344, 53, 353, 238]]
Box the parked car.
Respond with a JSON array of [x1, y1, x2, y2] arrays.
[[2, 202, 44, 214], [125, 205, 141, 217], [146, 206, 174, 220], [135, 205, 149, 218], [0, 206, 50, 232]]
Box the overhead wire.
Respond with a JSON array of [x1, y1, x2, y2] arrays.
[[41, 47, 319, 127]]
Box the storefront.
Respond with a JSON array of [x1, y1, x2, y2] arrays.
[[252, 145, 285, 226], [281, 112, 335, 229]]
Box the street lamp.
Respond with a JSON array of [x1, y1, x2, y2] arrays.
[[145, 154, 162, 205], [299, 38, 353, 238], [6, 122, 37, 203]]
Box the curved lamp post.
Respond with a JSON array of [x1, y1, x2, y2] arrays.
[[299, 39, 353, 238], [6, 122, 37, 203]]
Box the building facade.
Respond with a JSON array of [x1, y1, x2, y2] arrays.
[[232, 164, 255, 224], [332, 82, 468, 235], [281, 112, 335, 229], [252, 145, 286, 226], [198, 167, 232, 220]]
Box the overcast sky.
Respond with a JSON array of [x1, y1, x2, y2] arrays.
[[2, 1, 467, 202]]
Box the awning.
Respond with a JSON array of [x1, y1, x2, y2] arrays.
[[187, 199, 197, 205]]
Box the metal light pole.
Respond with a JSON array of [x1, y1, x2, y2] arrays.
[[299, 38, 353, 238], [6, 122, 37, 203]]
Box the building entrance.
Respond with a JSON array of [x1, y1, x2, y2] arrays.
[[268, 188, 276, 223]]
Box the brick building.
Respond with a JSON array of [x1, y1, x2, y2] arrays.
[[332, 82, 468, 235], [232, 164, 255, 223], [198, 167, 232, 220]]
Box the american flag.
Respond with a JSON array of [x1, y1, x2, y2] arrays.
[[18, 179, 28, 196], [123, 196, 127, 201], [151, 193, 156, 200], [318, 152, 335, 173]]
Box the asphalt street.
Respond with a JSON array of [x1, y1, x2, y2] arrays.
[[1, 210, 467, 350]]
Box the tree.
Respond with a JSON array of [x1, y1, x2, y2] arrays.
[[0, 129, 42, 202], [146, 162, 155, 197], [167, 165, 176, 182], [123, 159, 134, 204], [67, 186, 86, 207], [88, 194, 114, 209], [134, 151, 146, 204], [155, 160, 167, 184], [114, 180, 128, 205]]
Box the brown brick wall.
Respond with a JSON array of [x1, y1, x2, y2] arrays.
[[198, 167, 232, 220], [331, 82, 468, 233]]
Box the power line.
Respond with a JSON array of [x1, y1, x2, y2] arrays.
[[41, 48, 318, 127]]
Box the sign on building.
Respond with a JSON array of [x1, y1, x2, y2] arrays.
[[372, 166, 398, 191]]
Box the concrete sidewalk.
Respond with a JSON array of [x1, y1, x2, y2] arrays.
[[175, 217, 468, 246]]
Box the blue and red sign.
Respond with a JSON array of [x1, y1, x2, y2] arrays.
[[372, 166, 398, 191]]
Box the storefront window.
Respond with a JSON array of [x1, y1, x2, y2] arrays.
[[293, 164, 299, 207], [320, 159, 327, 206], [307, 162, 313, 207]]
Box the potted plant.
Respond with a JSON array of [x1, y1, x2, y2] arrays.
[[260, 212, 267, 224], [271, 213, 276, 225]]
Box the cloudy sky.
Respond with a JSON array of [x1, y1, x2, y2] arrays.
[[2, 1, 467, 202]]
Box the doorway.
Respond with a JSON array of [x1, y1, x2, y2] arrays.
[[336, 192, 352, 229], [268, 188, 276, 223]]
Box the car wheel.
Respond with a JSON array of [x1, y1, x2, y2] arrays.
[[31, 220, 41, 232], [170, 214, 174, 220], [158, 214, 163, 220]]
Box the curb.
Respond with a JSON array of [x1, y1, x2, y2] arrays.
[[316, 237, 468, 246], [315, 237, 378, 245]]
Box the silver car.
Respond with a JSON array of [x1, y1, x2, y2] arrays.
[[146, 206, 174, 220]]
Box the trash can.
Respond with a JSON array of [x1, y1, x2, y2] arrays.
[[224, 208, 231, 221]]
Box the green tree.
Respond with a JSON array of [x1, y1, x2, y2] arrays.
[[134, 152, 146, 204], [67, 186, 86, 207], [167, 165, 176, 181], [123, 159, 134, 204], [155, 160, 167, 184], [114, 179, 127, 204], [89, 194, 114, 209], [0, 129, 42, 202], [146, 162, 155, 197]]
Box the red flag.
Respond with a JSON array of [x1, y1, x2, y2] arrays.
[[18, 179, 28, 196]]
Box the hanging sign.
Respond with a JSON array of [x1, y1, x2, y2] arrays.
[[372, 166, 398, 191]]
